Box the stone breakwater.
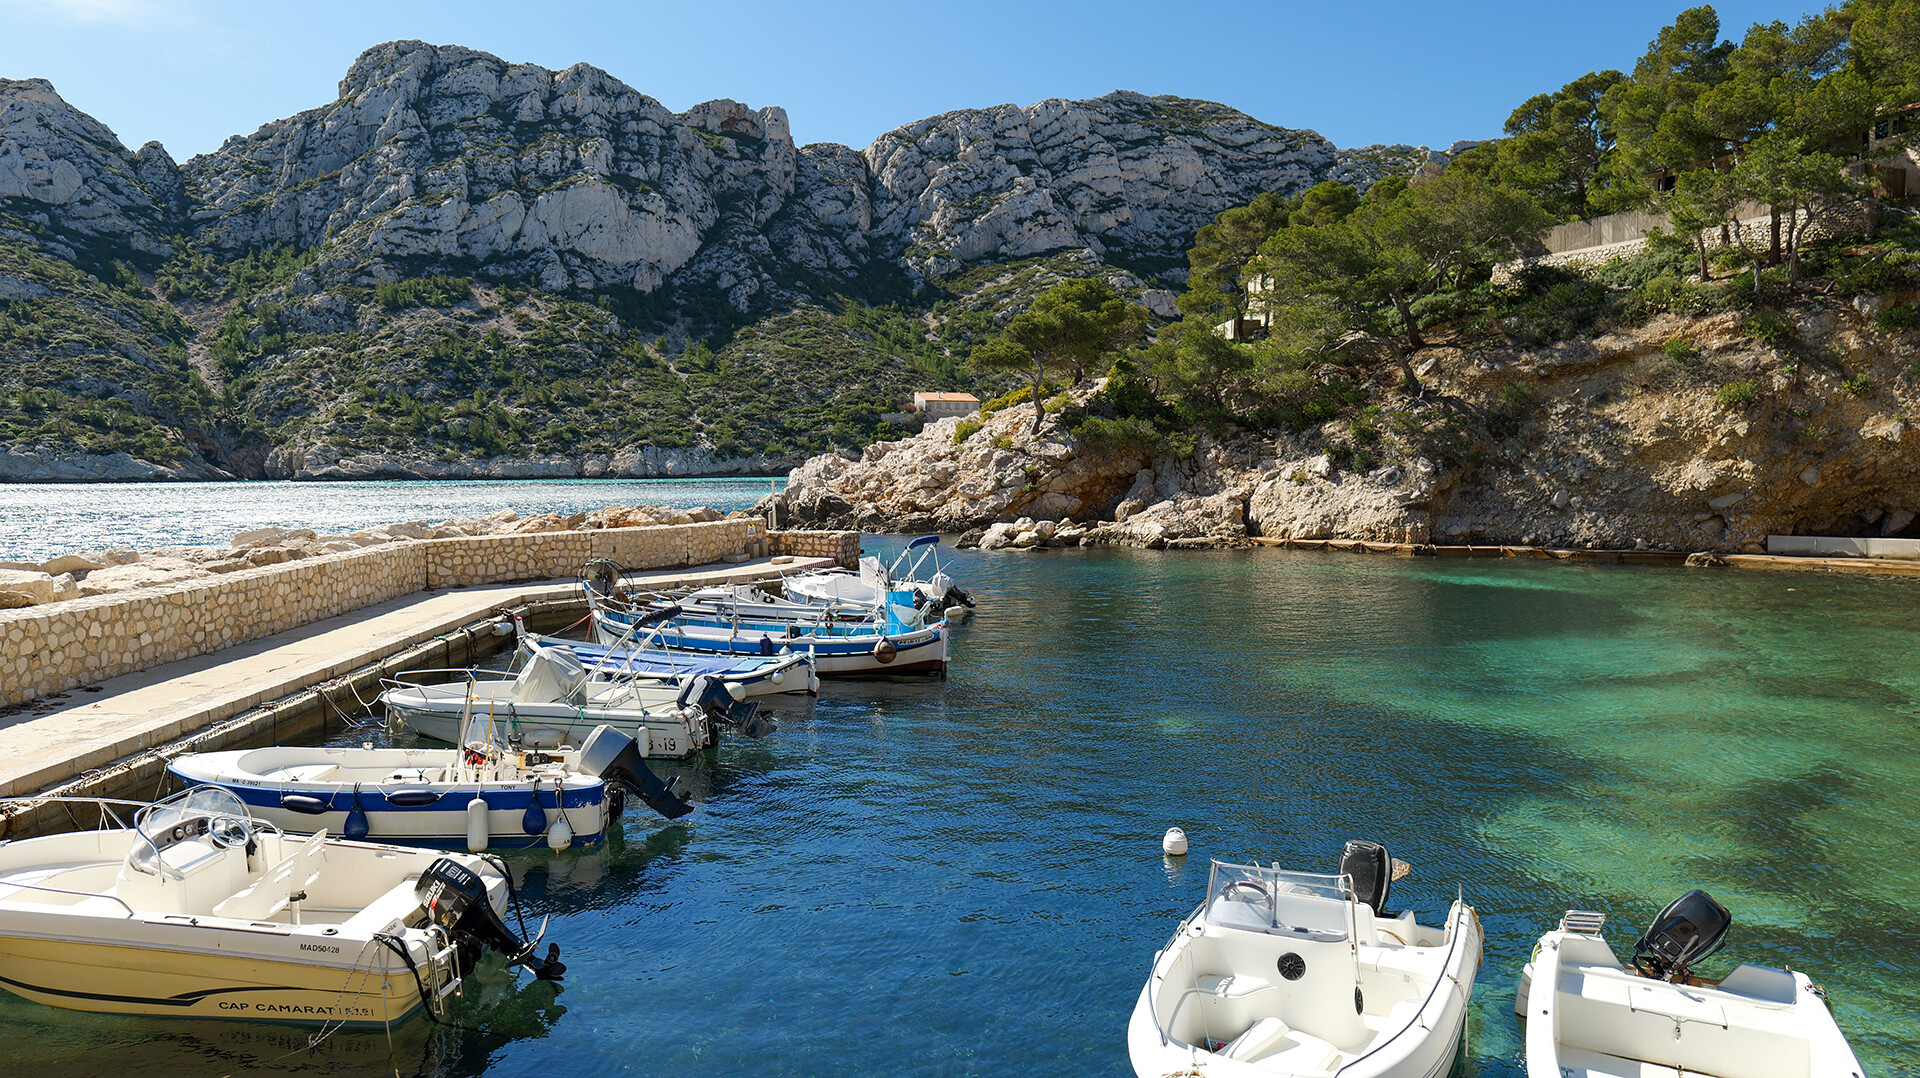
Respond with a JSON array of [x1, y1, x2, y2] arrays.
[[0, 509, 859, 710], [0, 503, 737, 611]]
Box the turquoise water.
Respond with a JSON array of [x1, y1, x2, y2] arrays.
[[0, 478, 783, 560], [3, 544, 1916, 1075]]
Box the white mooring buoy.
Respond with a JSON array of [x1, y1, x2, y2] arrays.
[[1162, 826, 1188, 856]]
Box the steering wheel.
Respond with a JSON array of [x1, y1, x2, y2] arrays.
[[208, 816, 252, 849], [1222, 880, 1274, 910]]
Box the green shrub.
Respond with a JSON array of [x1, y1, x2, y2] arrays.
[[1742, 310, 1792, 346], [952, 418, 982, 444], [1842, 375, 1873, 398], [1876, 306, 1918, 332], [1662, 338, 1701, 362], [1716, 380, 1761, 408]]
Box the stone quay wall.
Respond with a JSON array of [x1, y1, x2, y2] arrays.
[[769, 530, 861, 567], [0, 520, 768, 709]]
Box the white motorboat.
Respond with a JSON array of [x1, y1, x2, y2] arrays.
[[380, 646, 772, 754], [1129, 842, 1480, 1078], [0, 787, 562, 1025], [591, 604, 949, 676], [783, 535, 975, 615], [517, 612, 819, 697], [167, 723, 696, 849], [1516, 893, 1866, 1078]]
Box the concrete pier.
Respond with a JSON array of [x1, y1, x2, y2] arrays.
[[0, 555, 833, 834]]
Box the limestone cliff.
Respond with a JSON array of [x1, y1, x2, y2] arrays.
[[772, 298, 1920, 553]]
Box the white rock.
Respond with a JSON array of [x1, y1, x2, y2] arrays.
[[0, 569, 57, 604]]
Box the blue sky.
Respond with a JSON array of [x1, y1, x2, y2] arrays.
[[0, 0, 1825, 161]]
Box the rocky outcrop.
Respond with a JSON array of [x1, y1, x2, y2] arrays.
[[774, 301, 1920, 554], [0, 447, 233, 483], [865, 93, 1338, 280], [0, 77, 184, 255]]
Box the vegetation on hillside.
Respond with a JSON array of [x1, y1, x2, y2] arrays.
[[0, 216, 216, 463], [958, 0, 1920, 479]]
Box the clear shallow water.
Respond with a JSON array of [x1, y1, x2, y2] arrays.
[[0, 478, 783, 560], [3, 544, 1916, 1076]]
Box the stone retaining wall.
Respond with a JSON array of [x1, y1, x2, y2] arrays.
[[769, 530, 861, 567], [0, 520, 767, 709]]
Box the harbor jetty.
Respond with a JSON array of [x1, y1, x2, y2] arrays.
[[0, 505, 857, 835]]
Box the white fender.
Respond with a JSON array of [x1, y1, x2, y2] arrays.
[[466, 797, 489, 852]]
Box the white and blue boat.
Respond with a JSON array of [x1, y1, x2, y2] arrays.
[[167, 724, 696, 851], [591, 599, 948, 676], [514, 611, 818, 697]]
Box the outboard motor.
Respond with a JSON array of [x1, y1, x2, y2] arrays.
[[679, 674, 774, 739], [416, 857, 564, 980], [1340, 840, 1393, 916], [578, 725, 694, 820], [1633, 889, 1732, 982]]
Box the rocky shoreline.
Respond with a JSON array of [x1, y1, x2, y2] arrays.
[[0, 503, 745, 609], [765, 305, 1920, 554]]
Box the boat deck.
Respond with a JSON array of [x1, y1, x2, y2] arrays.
[[0, 557, 834, 800]]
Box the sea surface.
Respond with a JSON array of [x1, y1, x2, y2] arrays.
[[3, 539, 1917, 1076], [0, 478, 784, 560]]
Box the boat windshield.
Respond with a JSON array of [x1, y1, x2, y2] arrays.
[[127, 786, 251, 878], [1203, 860, 1354, 940]]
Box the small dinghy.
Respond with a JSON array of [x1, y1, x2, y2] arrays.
[[0, 787, 563, 1025], [516, 610, 818, 698], [1517, 892, 1866, 1078], [381, 647, 771, 754], [1129, 841, 1480, 1078], [168, 724, 697, 850]]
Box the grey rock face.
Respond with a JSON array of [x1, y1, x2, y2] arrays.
[[865, 92, 1337, 279], [185, 41, 798, 299], [0, 78, 184, 253]]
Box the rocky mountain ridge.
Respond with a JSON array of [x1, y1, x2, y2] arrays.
[[0, 41, 1442, 481]]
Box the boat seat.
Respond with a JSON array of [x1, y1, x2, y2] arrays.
[[1223, 1016, 1294, 1060], [213, 830, 327, 922], [1221, 1017, 1343, 1069], [1716, 963, 1799, 1005], [339, 876, 430, 935]]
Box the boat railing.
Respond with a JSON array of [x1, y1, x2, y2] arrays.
[[0, 878, 137, 917], [0, 794, 145, 834], [1331, 899, 1475, 1078]]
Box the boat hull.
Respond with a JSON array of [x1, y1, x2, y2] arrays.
[[382, 690, 707, 759], [0, 931, 431, 1025], [1521, 926, 1866, 1078], [166, 758, 609, 851], [593, 615, 948, 676]]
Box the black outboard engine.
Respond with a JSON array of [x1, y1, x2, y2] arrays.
[[679, 674, 775, 739], [578, 725, 694, 820], [944, 584, 976, 609], [1340, 840, 1394, 916], [416, 857, 564, 980], [1632, 889, 1732, 982]]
